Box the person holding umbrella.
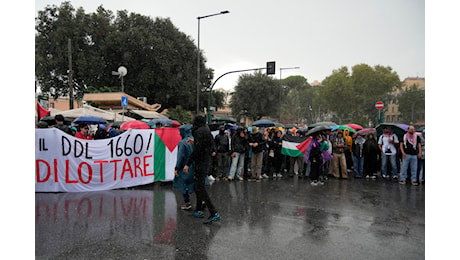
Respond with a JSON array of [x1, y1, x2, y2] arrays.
[[378, 126, 399, 180]]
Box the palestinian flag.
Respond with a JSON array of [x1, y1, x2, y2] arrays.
[[154, 128, 182, 181], [281, 135, 310, 157], [36, 101, 50, 120]]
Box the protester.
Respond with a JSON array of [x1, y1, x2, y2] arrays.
[[53, 114, 72, 135], [399, 125, 422, 185], [307, 133, 328, 186], [174, 124, 195, 210], [228, 127, 248, 181], [75, 124, 92, 140], [320, 129, 333, 182], [378, 126, 399, 180], [289, 130, 305, 178], [262, 128, 272, 179], [351, 133, 366, 178], [93, 124, 108, 140], [36, 121, 49, 128], [343, 128, 354, 174], [272, 130, 284, 178], [248, 126, 266, 182], [214, 126, 230, 179], [70, 126, 77, 136], [363, 132, 379, 179], [183, 115, 220, 224], [416, 131, 425, 184], [331, 130, 348, 179]]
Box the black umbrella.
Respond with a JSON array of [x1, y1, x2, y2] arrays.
[[376, 123, 406, 139], [251, 119, 275, 127], [39, 115, 72, 126], [72, 116, 107, 125], [306, 125, 332, 136]]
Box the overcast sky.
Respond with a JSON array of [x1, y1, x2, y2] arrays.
[[35, 0, 425, 90]]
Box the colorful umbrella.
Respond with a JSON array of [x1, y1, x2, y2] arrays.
[[120, 120, 150, 130], [345, 124, 363, 131], [331, 125, 356, 133], [397, 124, 409, 132], [72, 116, 107, 125]]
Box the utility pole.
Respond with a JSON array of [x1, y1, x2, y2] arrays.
[[68, 38, 74, 109]]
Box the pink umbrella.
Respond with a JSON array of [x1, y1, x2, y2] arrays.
[[120, 120, 150, 130], [356, 128, 376, 136]]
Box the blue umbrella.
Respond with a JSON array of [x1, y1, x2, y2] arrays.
[[251, 119, 275, 127], [147, 118, 174, 128], [72, 116, 107, 125]]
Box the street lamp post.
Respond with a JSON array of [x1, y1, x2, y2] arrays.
[[279, 66, 300, 122], [196, 10, 230, 115], [112, 66, 128, 121]]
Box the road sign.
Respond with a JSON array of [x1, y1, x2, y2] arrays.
[[375, 101, 384, 110], [121, 96, 128, 107]]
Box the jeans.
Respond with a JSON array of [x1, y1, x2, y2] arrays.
[[417, 159, 425, 182], [381, 153, 398, 177], [353, 155, 364, 177], [228, 152, 245, 179], [401, 154, 418, 182]]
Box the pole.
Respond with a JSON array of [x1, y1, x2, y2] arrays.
[[121, 76, 124, 122], [196, 19, 201, 115], [68, 38, 74, 109], [207, 67, 265, 123]]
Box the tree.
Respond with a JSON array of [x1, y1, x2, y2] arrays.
[[319, 64, 401, 125], [397, 84, 425, 123], [230, 72, 280, 121], [279, 75, 313, 124], [166, 105, 192, 124], [35, 2, 221, 112]]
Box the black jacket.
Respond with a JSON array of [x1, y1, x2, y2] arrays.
[[248, 132, 266, 154], [187, 116, 214, 166], [231, 130, 248, 154]]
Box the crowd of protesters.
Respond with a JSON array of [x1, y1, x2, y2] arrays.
[[206, 123, 425, 187]]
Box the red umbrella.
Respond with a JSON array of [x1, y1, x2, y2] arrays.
[[345, 124, 363, 131], [120, 120, 150, 130], [171, 120, 182, 128]]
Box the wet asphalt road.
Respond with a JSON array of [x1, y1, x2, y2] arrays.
[[35, 176, 425, 259]]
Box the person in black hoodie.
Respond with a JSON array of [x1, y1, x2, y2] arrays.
[[248, 126, 266, 182], [214, 126, 230, 179], [183, 115, 220, 224]]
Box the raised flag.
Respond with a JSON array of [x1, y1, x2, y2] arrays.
[[37, 101, 50, 119], [281, 135, 309, 157]]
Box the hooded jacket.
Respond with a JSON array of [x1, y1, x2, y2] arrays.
[[186, 116, 215, 167], [343, 128, 353, 152], [231, 128, 248, 154]]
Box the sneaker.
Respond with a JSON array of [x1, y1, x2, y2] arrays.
[[256, 178, 261, 182], [366, 175, 370, 179], [203, 213, 221, 224], [273, 173, 277, 178], [227, 176, 233, 181], [392, 176, 399, 181], [318, 181, 325, 185], [237, 177, 244, 181], [181, 202, 192, 210], [277, 173, 283, 178], [310, 181, 318, 186], [412, 182, 419, 186], [208, 175, 215, 181], [190, 211, 204, 218], [371, 175, 377, 179], [399, 180, 406, 185]]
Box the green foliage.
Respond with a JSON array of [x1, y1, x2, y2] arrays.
[[397, 84, 425, 123], [230, 72, 280, 121], [35, 2, 220, 112], [319, 64, 401, 125], [166, 105, 192, 124]]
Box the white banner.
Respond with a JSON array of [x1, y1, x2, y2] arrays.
[[35, 128, 180, 192]]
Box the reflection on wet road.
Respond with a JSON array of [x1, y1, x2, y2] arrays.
[[36, 178, 424, 259]]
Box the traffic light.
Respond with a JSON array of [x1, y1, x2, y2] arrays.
[[266, 61, 275, 75]]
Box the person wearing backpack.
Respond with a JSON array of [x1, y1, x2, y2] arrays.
[[399, 125, 422, 185]]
